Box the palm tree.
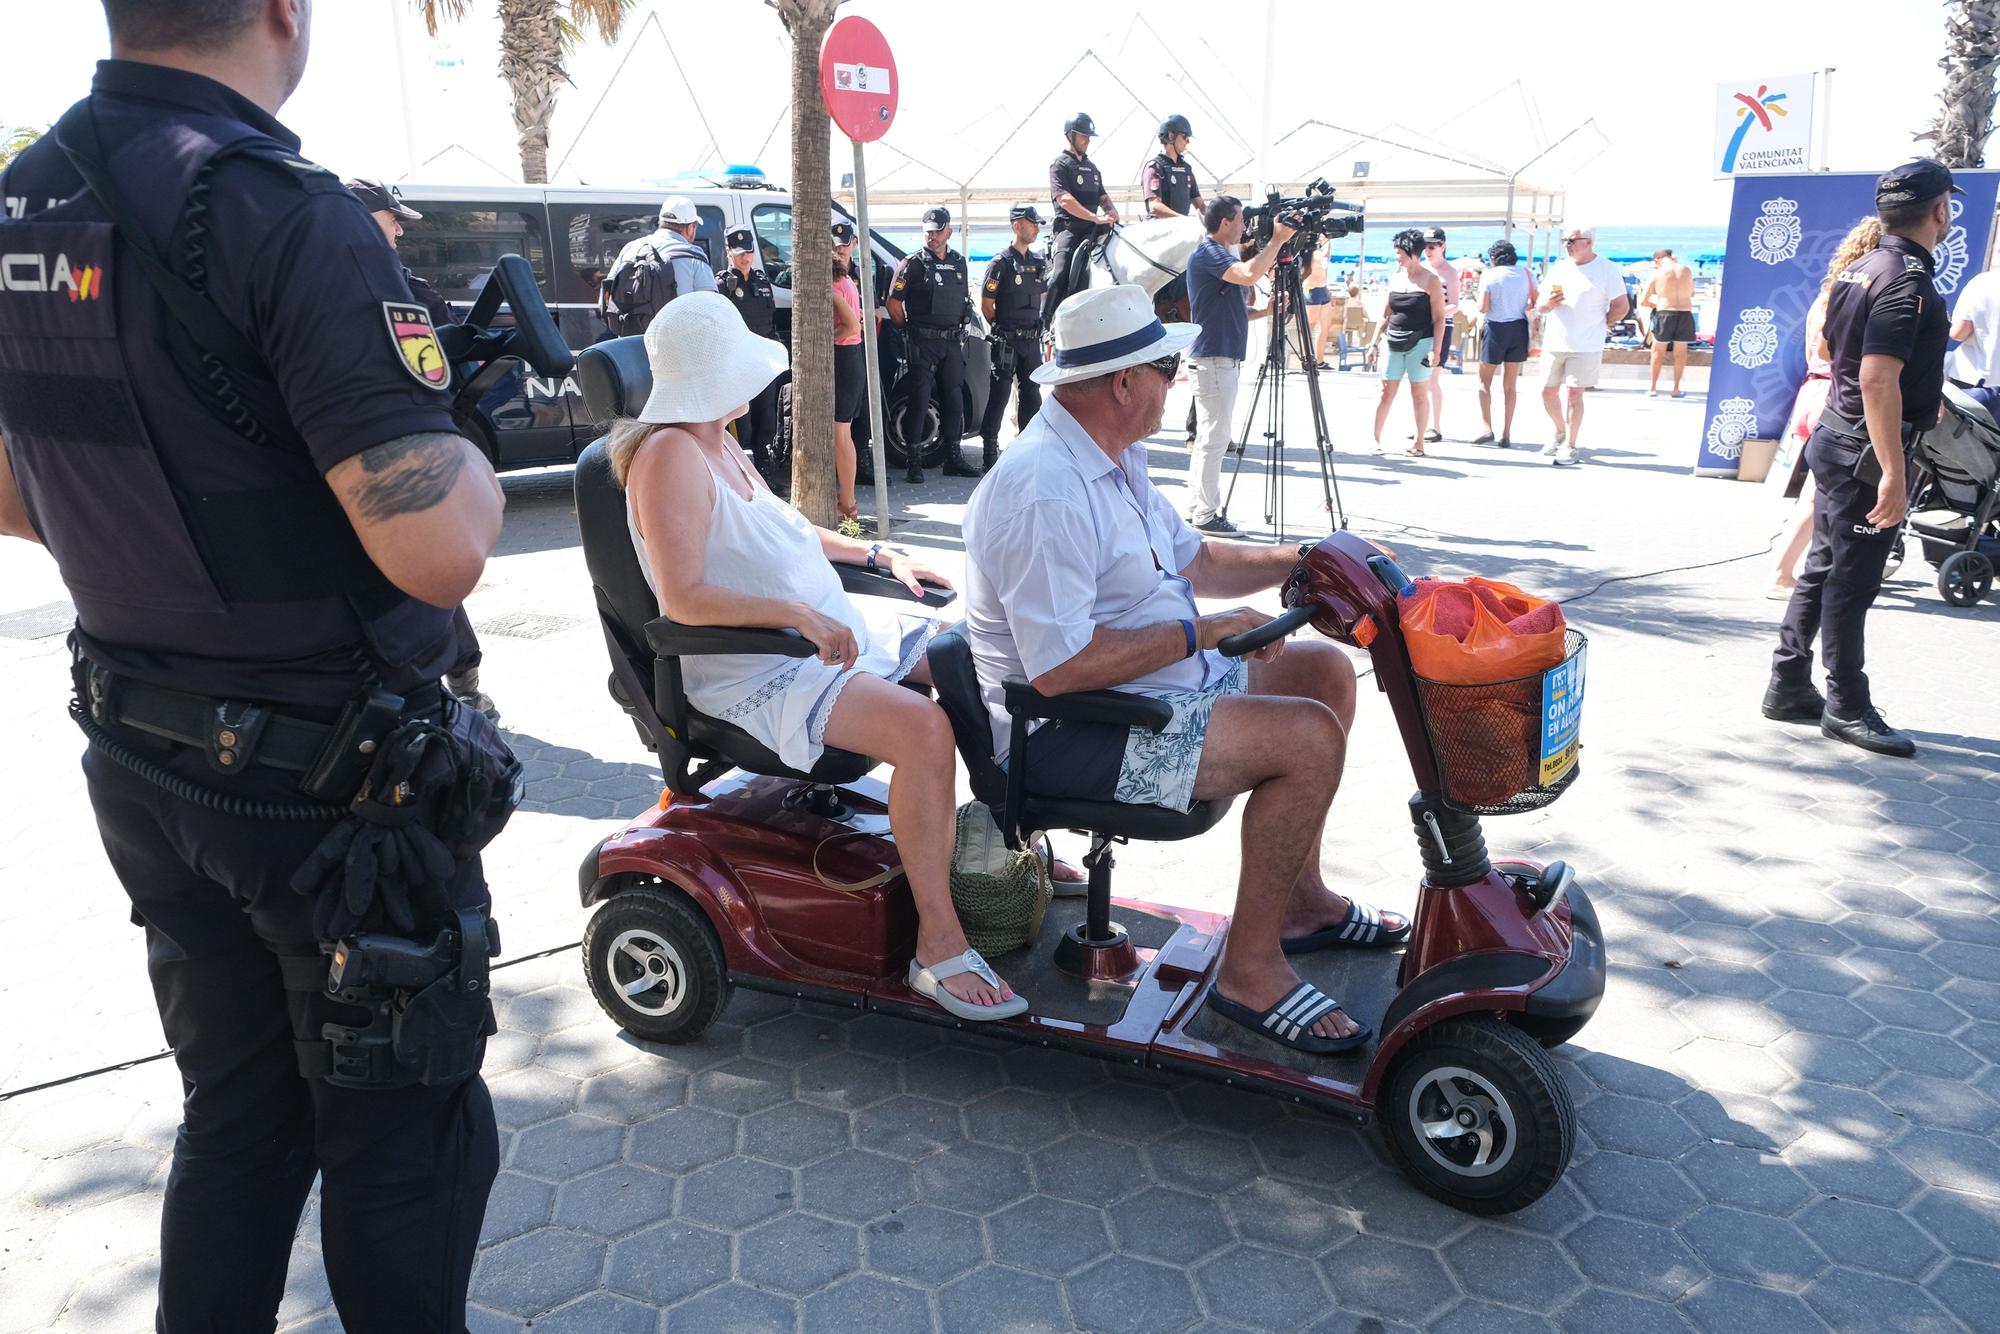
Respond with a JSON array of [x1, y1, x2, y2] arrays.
[[0, 125, 43, 170], [769, 0, 841, 527], [1923, 0, 2000, 167], [411, 0, 636, 184]]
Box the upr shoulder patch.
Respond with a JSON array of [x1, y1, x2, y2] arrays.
[[383, 301, 448, 388]]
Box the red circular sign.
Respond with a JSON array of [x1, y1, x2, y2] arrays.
[[819, 17, 898, 143]]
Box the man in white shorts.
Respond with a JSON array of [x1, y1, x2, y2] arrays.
[[1536, 225, 1628, 466]]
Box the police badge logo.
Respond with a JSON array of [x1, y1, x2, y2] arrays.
[[1727, 307, 1779, 370], [382, 302, 448, 388], [1932, 197, 1969, 295], [1705, 396, 1758, 461], [1747, 197, 1802, 266]]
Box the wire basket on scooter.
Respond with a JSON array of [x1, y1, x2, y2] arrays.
[[1412, 630, 1586, 816]]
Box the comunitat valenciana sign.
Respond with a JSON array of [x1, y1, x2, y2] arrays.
[[1714, 74, 1817, 178]]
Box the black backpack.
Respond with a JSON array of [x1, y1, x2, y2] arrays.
[[607, 240, 686, 335]]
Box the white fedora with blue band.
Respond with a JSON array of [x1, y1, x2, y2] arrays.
[[1031, 284, 1200, 387]]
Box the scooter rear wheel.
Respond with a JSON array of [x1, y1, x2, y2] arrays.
[[1381, 1017, 1574, 1215], [583, 883, 731, 1044]]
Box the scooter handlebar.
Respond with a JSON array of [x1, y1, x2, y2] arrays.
[[1216, 603, 1316, 658]]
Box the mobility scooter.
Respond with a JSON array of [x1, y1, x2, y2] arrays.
[[568, 339, 1605, 1213]]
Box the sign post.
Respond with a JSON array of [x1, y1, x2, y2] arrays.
[[820, 17, 898, 538]]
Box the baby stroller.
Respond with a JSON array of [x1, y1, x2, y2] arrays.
[[1905, 385, 2000, 606]]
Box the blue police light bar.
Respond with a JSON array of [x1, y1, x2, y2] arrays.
[[719, 164, 766, 187]]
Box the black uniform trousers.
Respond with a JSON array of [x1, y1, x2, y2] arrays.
[[981, 329, 1044, 444], [1044, 224, 1103, 322], [738, 378, 780, 471], [82, 733, 498, 1334], [902, 331, 965, 473], [1772, 425, 1902, 717]]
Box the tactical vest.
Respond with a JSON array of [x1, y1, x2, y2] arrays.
[[720, 266, 777, 338], [1052, 151, 1105, 232], [0, 99, 456, 702], [989, 250, 1048, 328], [1147, 154, 1197, 216], [903, 249, 969, 330]]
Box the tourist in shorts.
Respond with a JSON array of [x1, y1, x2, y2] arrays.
[[1639, 248, 1698, 397], [1536, 224, 1629, 466], [1473, 240, 1536, 447], [1372, 229, 1446, 456]]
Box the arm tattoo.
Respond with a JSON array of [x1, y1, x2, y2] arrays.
[[350, 432, 466, 521]]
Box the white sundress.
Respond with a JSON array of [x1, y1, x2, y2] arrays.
[[627, 449, 939, 772]]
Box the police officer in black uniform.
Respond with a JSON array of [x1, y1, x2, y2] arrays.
[[345, 176, 456, 328], [719, 226, 781, 478], [1046, 112, 1118, 321], [888, 205, 978, 481], [978, 204, 1049, 468], [0, 5, 504, 1328], [1143, 115, 1204, 220], [1765, 160, 1958, 758]]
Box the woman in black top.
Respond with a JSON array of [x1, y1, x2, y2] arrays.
[[1372, 229, 1446, 456]]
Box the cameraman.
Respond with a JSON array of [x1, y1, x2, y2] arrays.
[[1184, 196, 1293, 533]]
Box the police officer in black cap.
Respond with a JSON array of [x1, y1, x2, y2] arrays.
[[1046, 112, 1118, 321], [345, 176, 455, 328], [978, 204, 1050, 467], [719, 226, 781, 477], [888, 205, 978, 480], [1143, 115, 1205, 219], [0, 3, 505, 1327], [1766, 159, 1958, 758]]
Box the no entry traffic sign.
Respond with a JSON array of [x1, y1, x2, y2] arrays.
[[819, 16, 897, 143]]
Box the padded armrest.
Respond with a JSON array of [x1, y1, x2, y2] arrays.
[[835, 562, 957, 608], [646, 617, 815, 659], [1001, 677, 1173, 733]]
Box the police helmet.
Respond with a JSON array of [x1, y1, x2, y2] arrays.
[[831, 220, 857, 244], [1009, 203, 1045, 225], [1420, 226, 1447, 247], [1487, 240, 1518, 267], [1159, 114, 1193, 142], [922, 206, 951, 232], [1064, 112, 1097, 138], [725, 228, 754, 254]]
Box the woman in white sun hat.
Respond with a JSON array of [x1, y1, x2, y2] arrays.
[[608, 292, 1027, 1021]]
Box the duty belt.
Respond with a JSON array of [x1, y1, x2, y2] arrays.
[[910, 326, 962, 340], [995, 324, 1040, 335], [1817, 408, 1919, 446]]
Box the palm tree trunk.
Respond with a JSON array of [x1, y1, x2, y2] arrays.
[[777, 0, 840, 527], [500, 0, 563, 184], [1927, 0, 2000, 168]]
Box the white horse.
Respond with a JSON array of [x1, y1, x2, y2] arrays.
[[1085, 216, 1206, 302]]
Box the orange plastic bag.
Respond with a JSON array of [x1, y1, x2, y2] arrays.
[[1399, 577, 1567, 685]]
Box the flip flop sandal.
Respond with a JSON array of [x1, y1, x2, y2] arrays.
[[907, 950, 1030, 1022], [1207, 981, 1371, 1054], [1281, 900, 1412, 955]]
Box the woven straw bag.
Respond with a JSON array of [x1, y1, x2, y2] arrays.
[[948, 801, 1051, 957]]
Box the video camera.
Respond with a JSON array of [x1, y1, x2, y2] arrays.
[[1242, 179, 1366, 257]]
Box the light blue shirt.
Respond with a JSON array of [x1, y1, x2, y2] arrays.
[[1483, 265, 1531, 322], [962, 396, 1228, 762]]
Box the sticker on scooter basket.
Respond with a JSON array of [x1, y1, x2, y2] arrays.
[[1539, 641, 1587, 786]]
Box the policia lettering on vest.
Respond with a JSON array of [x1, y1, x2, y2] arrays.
[[888, 205, 980, 481], [0, 6, 516, 1329], [1045, 112, 1118, 323], [1765, 159, 1958, 760], [979, 204, 1050, 468]]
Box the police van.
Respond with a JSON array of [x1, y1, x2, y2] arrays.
[[397, 169, 988, 472]]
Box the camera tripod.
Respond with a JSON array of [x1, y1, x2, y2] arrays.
[[1220, 249, 1346, 539]]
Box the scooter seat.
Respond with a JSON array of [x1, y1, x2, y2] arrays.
[[1016, 792, 1233, 843], [685, 711, 876, 786]]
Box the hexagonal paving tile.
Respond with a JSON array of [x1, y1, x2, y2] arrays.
[[1891, 1124, 2000, 1196], [1680, 1276, 1824, 1334], [1000, 1046, 1109, 1095], [1673, 1037, 1796, 1097], [1064, 1255, 1204, 1334], [963, 1087, 1075, 1151], [1928, 1257, 2000, 1331], [988, 1194, 1111, 1277], [1786, 1128, 1924, 1207], [1551, 1287, 1694, 1334], [1194, 1244, 1332, 1333], [1107, 1185, 1232, 1265], [667, 1280, 797, 1333], [604, 1218, 731, 1306], [1681, 1204, 1828, 1289], [1575, 1093, 1702, 1160], [913, 1142, 1034, 1215], [1442, 1228, 1584, 1312], [1029, 1133, 1147, 1208], [688, 1058, 793, 1116], [1797, 1196, 1942, 1277], [1802, 1266, 1960, 1334], [1678, 1141, 1812, 1217], [509, 1113, 624, 1180], [744, 1010, 849, 1064], [740, 1099, 852, 1167], [799, 1273, 932, 1334], [797, 1051, 904, 1111], [479, 1170, 556, 1245], [1561, 1214, 1706, 1302], [1322, 1233, 1456, 1321], [521, 1291, 656, 1334], [552, 1163, 676, 1238], [863, 1203, 985, 1285], [473, 1227, 604, 1319], [1148, 1126, 1264, 1195], [1571, 1149, 1702, 1225], [628, 1105, 738, 1175], [937, 1265, 1070, 1334], [1908, 1187, 2000, 1263], [677, 1156, 794, 1229], [738, 1211, 860, 1295], [799, 1148, 917, 1223], [854, 1095, 966, 1161], [901, 1046, 1006, 1103], [1069, 1079, 1185, 1142], [1224, 1176, 1358, 1256]]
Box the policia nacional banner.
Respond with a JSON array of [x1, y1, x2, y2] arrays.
[[1696, 170, 2000, 475]]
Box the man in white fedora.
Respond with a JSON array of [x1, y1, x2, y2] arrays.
[[962, 286, 1410, 1055]]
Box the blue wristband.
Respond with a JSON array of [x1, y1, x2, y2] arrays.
[[1180, 619, 1197, 659], [866, 543, 884, 572]]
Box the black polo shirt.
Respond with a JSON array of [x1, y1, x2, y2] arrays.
[[1823, 233, 1949, 427]]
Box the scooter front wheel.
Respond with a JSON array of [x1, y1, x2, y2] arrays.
[[1381, 1017, 1574, 1215], [583, 883, 731, 1044]]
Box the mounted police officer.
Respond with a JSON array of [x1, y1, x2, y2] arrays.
[[0, 3, 511, 1327], [888, 205, 979, 481], [1766, 160, 1958, 758], [1143, 115, 1205, 219], [719, 226, 781, 479], [1046, 111, 1117, 321], [603, 194, 715, 336], [979, 204, 1049, 468]]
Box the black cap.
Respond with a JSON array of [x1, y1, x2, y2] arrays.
[[344, 177, 420, 221], [1420, 226, 1447, 246], [1009, 203, 1044, 225], [1877, 159, 1964, 206], [831, 220, 857, 243], [922, 206, 951, 231], [725, 228, 754, 254]]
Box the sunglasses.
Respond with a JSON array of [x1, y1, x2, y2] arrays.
[[1147, 353, 1182, 380], [1562, 236, 1587, 245]]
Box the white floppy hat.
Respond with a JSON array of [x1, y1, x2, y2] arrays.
[[638, 291, 789, 424], [1032, 284, 1199, 386]]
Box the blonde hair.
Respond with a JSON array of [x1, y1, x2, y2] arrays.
[[606, 418, 665, 487], [1823, 218, 1883, 291]]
